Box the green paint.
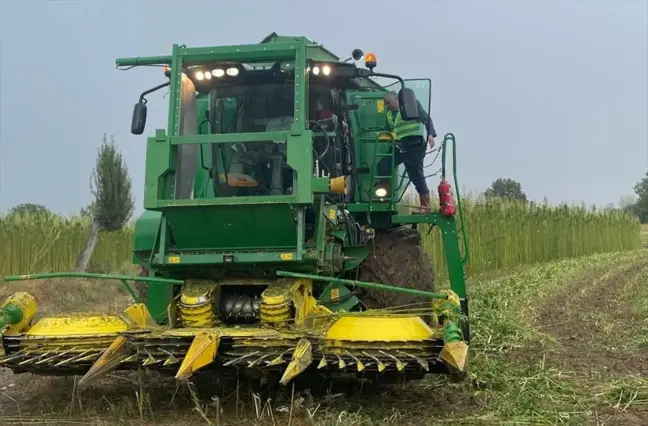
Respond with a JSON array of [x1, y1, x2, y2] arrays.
[[392, 212, 467, 300], [442, 320, 463, 344], [276, 271, 448, 300], [114, 34, 469, 335], [164, 204, 298, 250], [0, 304, 23, 330], [318, 282, 361, 312], [147, 271, 175, 324], [313, 177, 331, 193], [442, 133, 470, 265], [2, 272, 182, 285], [341, 246, 370, 271], [132, 210, 162, 265]]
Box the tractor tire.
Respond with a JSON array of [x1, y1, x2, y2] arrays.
[[356, 225, 435, 309]]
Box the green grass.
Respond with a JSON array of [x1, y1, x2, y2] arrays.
[[3, 250, 648, 425], [641, 224, 648, 245]]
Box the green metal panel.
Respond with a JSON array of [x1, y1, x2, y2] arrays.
[[164, 204, 297, 251], [260, 32, 341, 62], [133, 210, 162, 258], [344, 90, 407, 205], [116, 37, 470, 334], [141, 38, 313, 210]]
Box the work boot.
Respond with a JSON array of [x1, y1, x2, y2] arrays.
[[414, 193, 431, 214]]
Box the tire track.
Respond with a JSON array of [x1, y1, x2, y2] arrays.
[[534, 256, 648, 376]]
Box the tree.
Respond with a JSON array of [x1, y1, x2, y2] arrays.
[[618, 194, 639, 218], [7, 203, 52, 218], [79, 201, 96, 219], [484, 178, 528, 202], [619, 195, 637, 210], [76, 134, 135, 271], [632, 173, 648, 223]]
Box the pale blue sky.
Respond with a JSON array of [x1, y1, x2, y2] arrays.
[[1, 0, 647, 217]]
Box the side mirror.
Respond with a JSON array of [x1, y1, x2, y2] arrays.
[[398, 88, 419, 121], [131, 102, 147, 135]]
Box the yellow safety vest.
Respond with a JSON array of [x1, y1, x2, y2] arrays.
[[386, 110, 424, 141]]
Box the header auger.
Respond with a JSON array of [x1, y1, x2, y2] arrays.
[[0, 33, 470, 392]]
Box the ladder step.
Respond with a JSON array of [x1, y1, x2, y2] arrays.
[[373, 175, 392, 179], [376, 153, 393, 157]]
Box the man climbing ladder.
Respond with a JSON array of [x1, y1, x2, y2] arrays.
[[377, 91, 437, 212]]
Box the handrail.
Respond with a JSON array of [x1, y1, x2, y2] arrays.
[[441, 133, 470, 265]]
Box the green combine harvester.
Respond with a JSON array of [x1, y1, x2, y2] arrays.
[[0, 33, 470, 390]]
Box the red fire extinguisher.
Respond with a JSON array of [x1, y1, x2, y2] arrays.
[[438, 178, 456, 216]]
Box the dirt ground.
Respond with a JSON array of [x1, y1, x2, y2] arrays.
[[1, 249, 648, 425]]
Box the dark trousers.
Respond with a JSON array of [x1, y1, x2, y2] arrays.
[[377, 136, 429, 196]]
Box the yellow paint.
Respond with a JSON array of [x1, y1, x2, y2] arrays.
[[78, 335, 129, 387], [377, 131, 394, 141], [325, 317, 434, 341], [289, 279, 323, 327], [439, 340, 468, 372], [181, 305, 216, 328], [143, 353, 157, 366], [432, 289, 462, 320], [376, 100, 384, 113], [168, 256, 181, 264], [280, 253, 293, 260], [261, 284, 290, 305], [26, 314, 128, 336], [178, 281, 218, 328], [328, 176, 348, 195], [167, 295, 180, 328], [175, 332, 220, 380], [123, 303, 155, 328], [432, 289, 460, 311], [1, 292, 37, 335], [279, 339, 313, 385], [163, 327, 281, 338], [317, 357, 328, 369], [163, 354, 180, 366], [330, 288, 340, 301], [260, 280, 294, 325]]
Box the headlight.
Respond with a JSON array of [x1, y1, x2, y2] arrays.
[[322, 65, 331, 76], [212, 69, 225, 78], [195, 71, 205, 81], [375, 188, 387, 197], [226, 67, 239, 77]]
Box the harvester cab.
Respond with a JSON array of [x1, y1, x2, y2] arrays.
[[0, 34, 471, 391]]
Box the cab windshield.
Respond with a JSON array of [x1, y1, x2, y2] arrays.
[[208, 81, 295, 134]]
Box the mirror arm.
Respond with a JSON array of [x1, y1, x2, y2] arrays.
[[138, 81, 171, 104], [355, 69, 405, 88]]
